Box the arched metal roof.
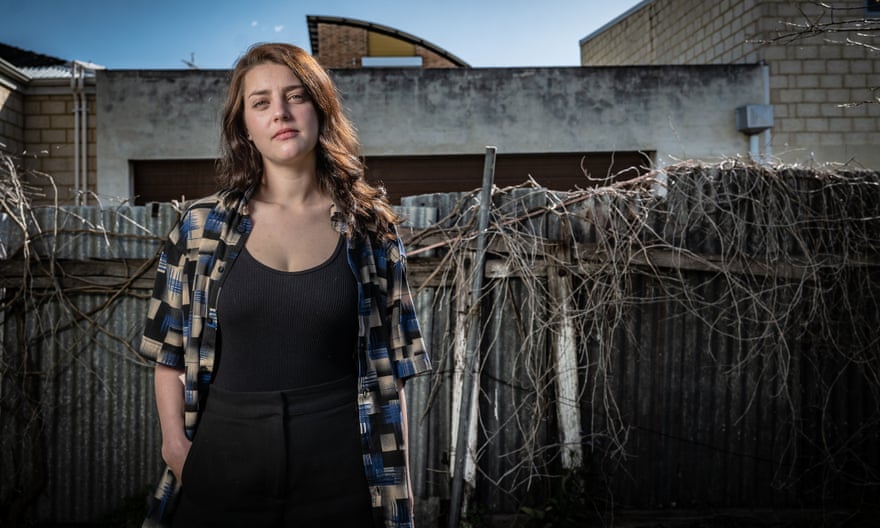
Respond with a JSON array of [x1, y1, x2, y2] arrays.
[[306, 15, 470, 67]]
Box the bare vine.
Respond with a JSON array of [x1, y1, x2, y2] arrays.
[[0, 150, 164, 525], [407, 158, 880, 512], [3, 147, 879, 521], [757, 1, 880, 106]]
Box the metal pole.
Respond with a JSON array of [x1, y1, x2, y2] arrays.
[[448, 146, 496, 528]]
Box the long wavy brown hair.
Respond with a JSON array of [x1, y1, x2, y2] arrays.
[[216, 42, 398, 237]]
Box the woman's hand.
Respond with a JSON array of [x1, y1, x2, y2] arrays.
[[155, 364, 190, 483], [162, 434, 192, 484]]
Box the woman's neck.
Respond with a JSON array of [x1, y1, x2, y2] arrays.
[[257, 166, 325, 206]]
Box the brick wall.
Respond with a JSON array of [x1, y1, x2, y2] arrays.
[[580, 0, 880, 167], [314, 23, 460, 69], [758, 0, 880, 159], [0, 85, 24, 155], [315, 23, 368, 68], [415, 45, 459, 68], [581, 1, 762, 66], [22, 92, 97, 203]]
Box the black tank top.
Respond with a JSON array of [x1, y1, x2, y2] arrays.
[[212, 236, 359, 391]]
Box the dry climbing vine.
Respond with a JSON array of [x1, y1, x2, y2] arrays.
[[0, 151, 167, 525], [2, 148, 879, 522], [405, 158, 880, 512]]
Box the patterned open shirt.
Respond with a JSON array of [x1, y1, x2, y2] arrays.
[[140, 188, 431, 528]]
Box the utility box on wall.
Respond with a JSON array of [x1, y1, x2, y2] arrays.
[[735, 104, 774, 135]]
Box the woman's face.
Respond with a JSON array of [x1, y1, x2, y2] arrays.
[[242, 62, 320, 173]]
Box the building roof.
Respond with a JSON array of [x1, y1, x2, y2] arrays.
[[0, 42, 67, 68], [579, 0, 653, 46], [19, 64, 74, 79], [306, 15, 470, 67], [0, 42, 104, 81]]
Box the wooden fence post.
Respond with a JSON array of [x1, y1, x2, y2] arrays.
[[548, 250, 583, 469], [449, 260, 479, 487]]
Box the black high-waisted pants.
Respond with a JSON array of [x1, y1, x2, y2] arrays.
[[172, 376, 375, 527]]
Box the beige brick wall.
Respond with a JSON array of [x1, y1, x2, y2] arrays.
[[580, 0, 880, 167], [763, 1, 880, 164], [22, 92, 97, 203], [0, 85, 24, 155], [314, 23, 460, 69], [580, 0, 764, 66]]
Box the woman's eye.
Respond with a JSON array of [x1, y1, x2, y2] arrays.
[[288, 92, 309, 103], [252, 100, 269, 109]]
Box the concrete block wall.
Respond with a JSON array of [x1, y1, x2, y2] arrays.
[[759, 0, 880, 165], [579, 0, 880, 169], [580, 1, 764, 66], [0, 85, 24, 155], [314, 22, 460, 69], [21, 92, 97, 203]]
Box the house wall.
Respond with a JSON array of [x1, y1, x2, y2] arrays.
[[313, 22, 461, 68], [580, 0, 764, 65], [95, 70, 227, 201], [0, 84, 24, 154], [96, 65, 766, 204], [333, 65, 763, 157], [579, 0, 880, 169], [21, 90, 97, 203]]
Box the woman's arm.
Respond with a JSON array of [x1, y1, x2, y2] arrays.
[[398, 379, 414, 513], [155, 364, 191, 483]]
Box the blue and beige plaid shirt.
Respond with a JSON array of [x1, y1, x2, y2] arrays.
[[140, 188, 431, 527]]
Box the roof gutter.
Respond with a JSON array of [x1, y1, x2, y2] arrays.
[[0, 56, 31, 91]]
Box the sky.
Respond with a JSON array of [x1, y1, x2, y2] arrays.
[[0, 0, 645, 69]]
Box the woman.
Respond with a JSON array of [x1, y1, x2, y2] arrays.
[[140, 43, 430, 528]]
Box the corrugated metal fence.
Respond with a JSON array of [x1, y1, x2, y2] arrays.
[[0, 205, 177, 524], [1, 163, 879, 525]]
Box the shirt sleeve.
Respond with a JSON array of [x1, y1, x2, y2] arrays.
[[387, 232, 431, 383], [139, 221, 189, 369]]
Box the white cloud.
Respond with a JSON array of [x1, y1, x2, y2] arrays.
[[251, 20, 258, 27], [274, 25, 284, 32]]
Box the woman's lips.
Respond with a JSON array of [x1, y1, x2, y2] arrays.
[[272, 128, 298, 139]]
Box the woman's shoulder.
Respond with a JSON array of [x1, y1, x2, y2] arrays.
[[179, 188, 245, 217], [356, 222, 404, 263], [171, 189, 244, 238]]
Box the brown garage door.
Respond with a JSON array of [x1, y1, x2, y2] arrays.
[[365, 151, 652, 204], [132, 159, 220, 205], [132, 151, 652, 205]]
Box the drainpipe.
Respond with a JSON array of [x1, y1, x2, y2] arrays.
[[70, 61, 92, 205], [762, 61, 772, 164], [71, 61, 82, 204], [79, 64, 87, 205]]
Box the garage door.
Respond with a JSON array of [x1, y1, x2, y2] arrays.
[[365, 151, 652, 204], [131, 159, 219, 205], [131, 151, 652, 205]]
